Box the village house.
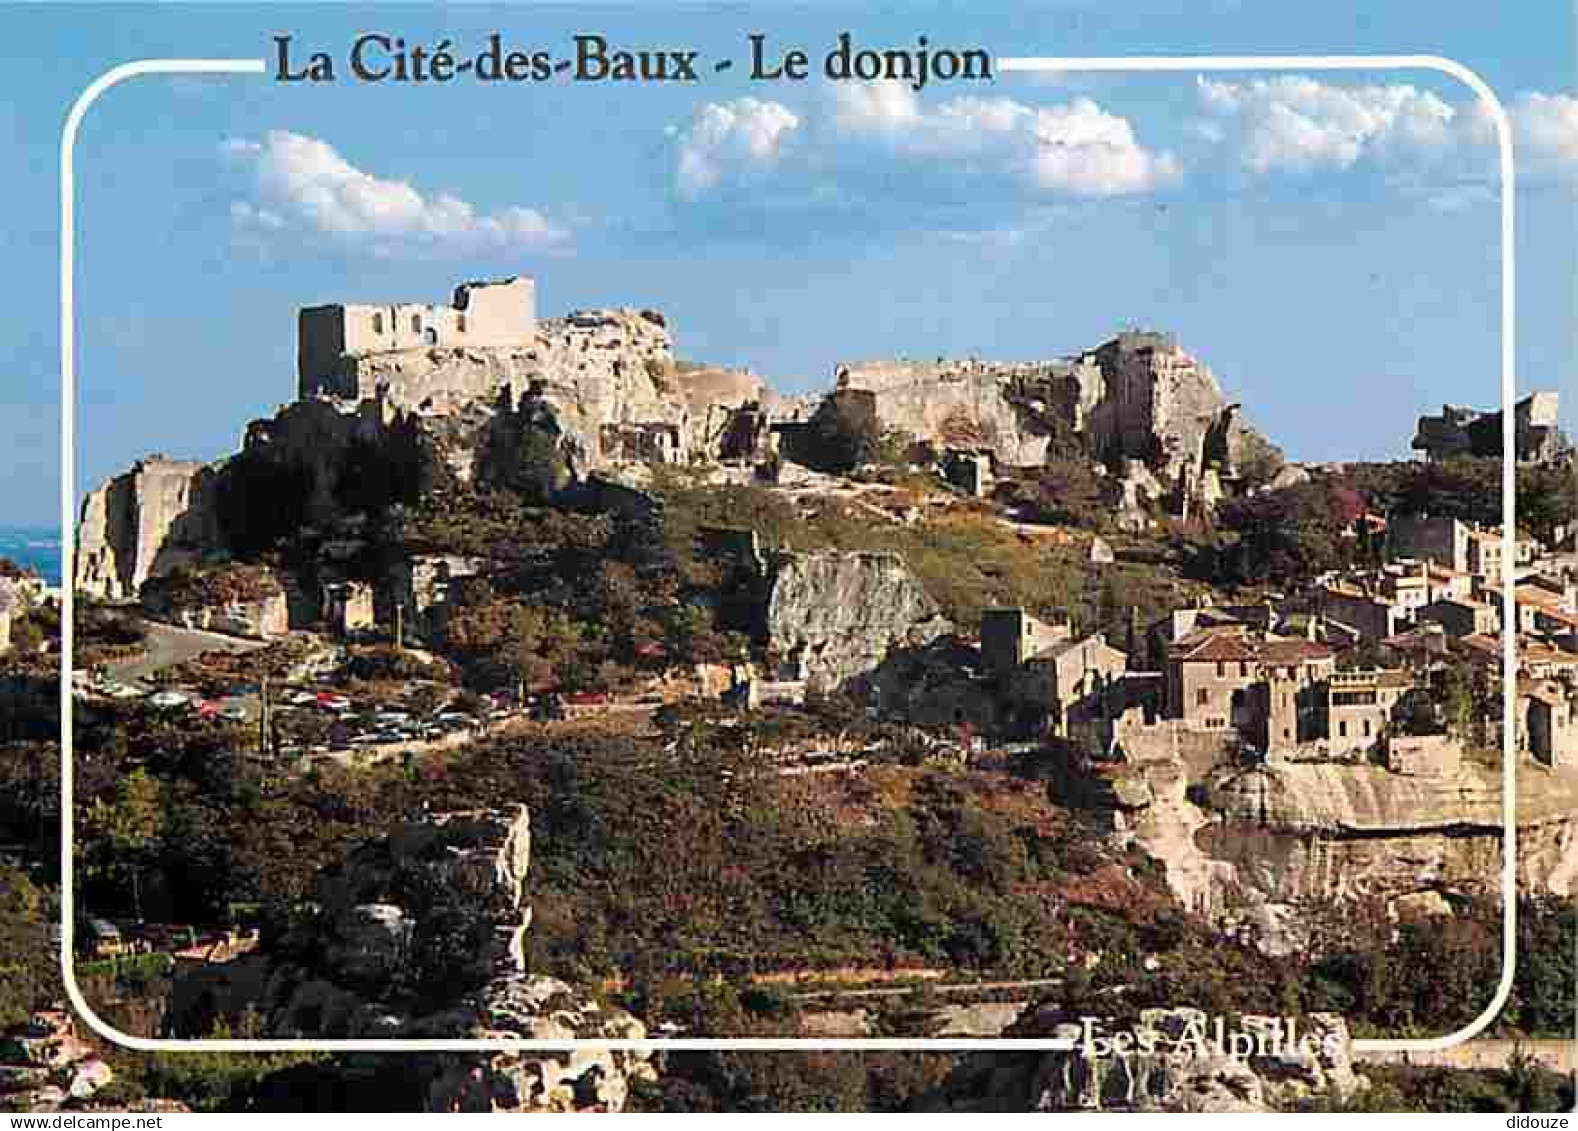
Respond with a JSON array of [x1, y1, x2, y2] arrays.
[[1007, 632, 1130, 738], [981, 608, 1128, 737], [1387, 514, 1534, 580], [981, 607, 1075, 675], [1315, 580, 1401, 643], [1163, 624, 1335, 752], [1522, 680, 1578, 769], [1325, 668, 1414, 757], [1380, 623, 1454, 671], [1416, 595, 1499, 638]]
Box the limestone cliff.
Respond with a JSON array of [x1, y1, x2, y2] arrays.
[[1197, 759, 1578, 904], [836, 330, 1278, 495], [172, 806, 655, 1112], [75, 457, 221, 602], [1094, 753, 1578, 925], [764, 550, 952, 693]]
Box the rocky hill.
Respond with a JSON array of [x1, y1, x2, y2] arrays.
[[75, 280, 1270, 611]]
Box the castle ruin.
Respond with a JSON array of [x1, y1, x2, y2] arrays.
[[298, 276, 537, 400]]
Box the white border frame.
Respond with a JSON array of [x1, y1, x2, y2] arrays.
[[60, 54, 1517, 1055]]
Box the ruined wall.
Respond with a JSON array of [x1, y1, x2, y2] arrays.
[[832, 333, 1274, 494], [299, 277, 537, 396], [833, 357, 1100, 466], [1414, 391, 1564, 463]]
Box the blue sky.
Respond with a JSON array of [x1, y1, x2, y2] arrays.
[[4, 3, 1575, 528]]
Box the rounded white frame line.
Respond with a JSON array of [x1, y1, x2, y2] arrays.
[[59, 54, 1517, 1056]]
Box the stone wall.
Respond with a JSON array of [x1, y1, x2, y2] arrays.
[[299, 277, 537, 396]]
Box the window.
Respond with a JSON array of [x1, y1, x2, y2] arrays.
[[1283, 727, 1290, 739], [457, 313, 467, 333], [1197, 688, 1209, 706], [372, 312, 383, 334], [411, 314, 422, 334], [1239, 662, 1249, 678], [1216, 662, 1225, 678], [1363, 719, 1371, 737], [1339, 720, 1348, 737]]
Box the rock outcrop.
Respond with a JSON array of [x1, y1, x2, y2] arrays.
[[764, 550, 952, 693], [833, 330, 1278, 501], [1086, 752, 1578, 931], [1196, 759, 1578, 905], [170, 805, 656, 1113], [976, 1007, 1364, 1112], [140, 563, 290, 639], [75, 457, 221, 602]]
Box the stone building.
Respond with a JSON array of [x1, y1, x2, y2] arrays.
[[0, 582, 15, 655], [392, 554, 485, 643], [1387, 515, 1472, 574], [1007, 632, 1130, 738], [942, 448, 993, 497], [980, 607, 1072, 676], [1411, 391, 1564, 464], [1388, 515, 1531, 580], [1164, 625, 1336, 748], [1325, 669, 1413, 756], [1416, 596, 1499, 638], [298, 277, 537, 398], [1524, 681, 1578, 768], [322, 580, 375, 637], [1315, 582, 1402, 643]]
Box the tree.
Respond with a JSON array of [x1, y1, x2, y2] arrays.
[[83, 766, 165, 921]]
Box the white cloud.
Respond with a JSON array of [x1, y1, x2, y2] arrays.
[[1422, 183, 1497, 213], [828, 82, 1178, 196], [1197, 76, 1459, 173], [222, 131, 567, 254], [1508, 91, 1578, 173], [669, 98, 801, 199]]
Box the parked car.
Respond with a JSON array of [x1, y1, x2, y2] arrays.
[[150, 690, 190, 710]]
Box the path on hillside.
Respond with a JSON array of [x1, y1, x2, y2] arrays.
[[103, 619, 266, 683]]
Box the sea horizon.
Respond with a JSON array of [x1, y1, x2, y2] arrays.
[[0, 525, 62, 586]]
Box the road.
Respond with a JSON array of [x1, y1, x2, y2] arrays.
[[103, 619, 267, 683], [1358, 1040, 1574, 1074]]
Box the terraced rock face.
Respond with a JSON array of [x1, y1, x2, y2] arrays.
[[1091, 752, 1578, 928]]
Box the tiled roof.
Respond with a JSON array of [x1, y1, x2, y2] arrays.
[[1169, 626, 1334, 665]]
